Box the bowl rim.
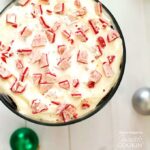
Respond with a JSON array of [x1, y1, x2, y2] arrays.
[[0, 0, 126, 126]]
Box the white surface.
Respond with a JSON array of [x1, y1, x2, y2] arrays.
[[0, 0, 150, 150]]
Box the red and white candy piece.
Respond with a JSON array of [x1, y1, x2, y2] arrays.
[[71, 93, 82, 98], [39, 82, 53, 94], [89, 70, 102, 83], [56, 104, 69, 114], [102, 62, 114, 77], [32, 34, 47, 47], [39, 16, 50, 28], [76, 7, 87, 17], [51, 101, 60, 106], [92, 45, 103, 59], [46, 10, 52, 15], [57, 58, 70, 70], [39, 53, 49, 68], [88, 19, 99, 34], [57, 104, 77, 122], [95, 2, 102, 16], [59, 80, 70, 90], [31, 99, 48, 114], [20, 26, 32, 38], [39, 0, 49, 4], [107, 55, 115, 64], [17, 49, 32, 55], [43, 72, 56, 83], [6, 14, 17, 25], [20, 67, 29, 82], [61, 108, 76, 122], [72, 79, 79, 88], [10, 79, 26, 94], [81, 100, 90, 109], [77, 50, 88, 64], [57, 45, 66, 55], [75, 30, 88, 42], [30, 48, 42, 63], [16, 59, 24, 70], [107, 30, 120, 42], [99, 17, 110, 28], [33, 73, 42, 85], [52, 21, 61, 32], [18, 0, 30, 6], [97, 36, 106, 48], [46, 30, 56, 43], [54, 3, 65, 14], [74, 0, 81, 8], [0, 66, 12, 79], [62, 30, 71, 39]]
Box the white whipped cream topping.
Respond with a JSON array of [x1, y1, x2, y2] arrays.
[[0, 0, 123, 123]]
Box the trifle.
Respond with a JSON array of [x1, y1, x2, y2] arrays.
[[0, 0, 124, 123]]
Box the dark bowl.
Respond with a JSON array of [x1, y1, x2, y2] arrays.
[[0, 0, 126, 126]]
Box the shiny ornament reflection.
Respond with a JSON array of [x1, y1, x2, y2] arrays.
[[10, 128, 39, 150], [132, 87, 150, 115]]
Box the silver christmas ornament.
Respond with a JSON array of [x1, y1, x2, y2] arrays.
[[132, 87, 150, 115]]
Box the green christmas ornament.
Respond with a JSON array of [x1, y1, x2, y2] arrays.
[[10, 128, 39, 150]]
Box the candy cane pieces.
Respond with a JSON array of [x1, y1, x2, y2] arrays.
[[17, 49, 32, 55], [95, 2, 102, 16], [0, 66, 12, 79], [57, 45, 66, 55], [44, 72, 56, 83], [39, 53, 49, 68], [32, 34, 47, 47], [54, 3, 65, 14], [45, 30, 56, 43], [33, 73, 42, 85], [71, 93, 82, 98], [95, 45, 103, 58], [10, 79, 26, 94], [57, 104, 77, 122], [74, 0, 81, 8], [62, 105, 77, 122], [87, 70, 102, 88], [89, 70, 102, 83], [39, 0, 49, 4], [62, 30, 71, 39], [39, 16, 50, 28], [99, 17, 110, 28], [75, 30, 88, 42], [57, 58, 70, 70], [20, 26, 32, 38], [102, 62, 114, 77], [77, 50, 88, 64], [107, 55, 115, 64], [39, 82, 53, 94], [72, 79, 79, 88], [16, 60, 24, 70], [76, 7, 87, 17], [31, 99, 48, 114], [6, 14, 17, 26], [18, 0, 30, 6], [97, 36, 106, 48], [107, 30, 120, 43], [20, 67, 29, 82], [89, 19, 99, 34], [52, 22, 61, 32], [81, 100, 90, 109], [59, 80, 70, 90]]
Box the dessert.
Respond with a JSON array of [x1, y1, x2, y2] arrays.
[[0, 0, 123, 123]]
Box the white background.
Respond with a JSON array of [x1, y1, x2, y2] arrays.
[[0, 0, 150, 150]]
